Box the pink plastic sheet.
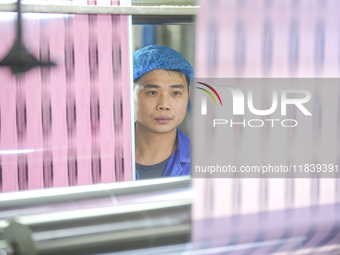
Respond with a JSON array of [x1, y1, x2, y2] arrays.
[[194, 0, 340, 220], [0, 3, 132, 192], [192, 0, 340, 253]]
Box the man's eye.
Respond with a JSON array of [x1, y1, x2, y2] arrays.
[[173, 91, 181, 96], [148, 91, 157, 95]]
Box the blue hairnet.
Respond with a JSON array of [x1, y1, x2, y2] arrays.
[[133, 45, 194, 85]]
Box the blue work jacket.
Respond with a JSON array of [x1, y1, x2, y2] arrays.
[[135, 128, 190, 180]]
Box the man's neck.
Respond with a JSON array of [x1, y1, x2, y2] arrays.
[[135, 123, 177, 166]]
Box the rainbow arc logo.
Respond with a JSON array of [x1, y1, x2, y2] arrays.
[[196, 82, 223, 106], [196, 82, 222, 115]]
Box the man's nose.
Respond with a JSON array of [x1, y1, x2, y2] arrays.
[[157, 94, 171, 111]]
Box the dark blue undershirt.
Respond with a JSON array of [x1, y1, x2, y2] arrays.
[[136, 157, 170, 180]]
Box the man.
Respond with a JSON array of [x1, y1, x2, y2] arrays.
[[133, 45, 193, 180]]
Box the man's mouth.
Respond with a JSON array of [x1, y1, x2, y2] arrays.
[[154, 116, 172, 124]]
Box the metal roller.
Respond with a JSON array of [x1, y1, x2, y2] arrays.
[[0, 177, 192, 219], [0, 3, 198, 15], [1, 199, 191, 255], [0, 2, 198, 24]]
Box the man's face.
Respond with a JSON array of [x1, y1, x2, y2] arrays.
[[134, 69, 189, 135]]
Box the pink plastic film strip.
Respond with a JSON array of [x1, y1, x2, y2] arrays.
[[0, 2, 132, 192], [194, 0, 340, 219], [193, 1, 340, 253]]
